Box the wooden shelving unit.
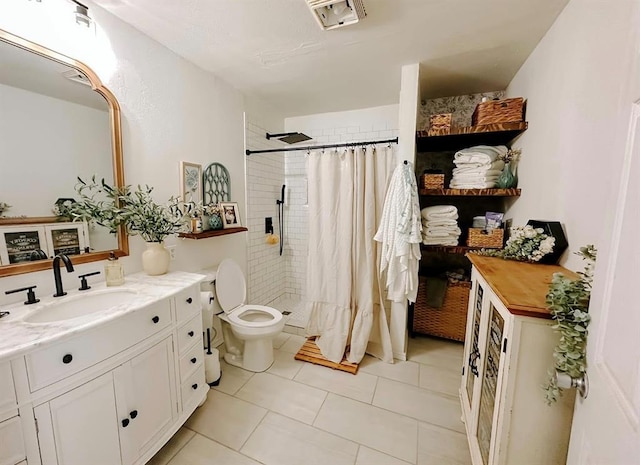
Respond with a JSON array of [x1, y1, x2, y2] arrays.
[[416, 121, 528, 152], [419, 188, 521, 197], [178, 227, 247, 239]]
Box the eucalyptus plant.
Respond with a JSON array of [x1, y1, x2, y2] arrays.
[[57, 176, 188, 243], [543, 245, 597, 404]]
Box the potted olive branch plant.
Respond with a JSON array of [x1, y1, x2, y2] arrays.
[[543, 245, 597, 404], [58, 176, 190, 275]]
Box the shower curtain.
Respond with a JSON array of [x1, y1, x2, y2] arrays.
[[305, 146, 395, 364]]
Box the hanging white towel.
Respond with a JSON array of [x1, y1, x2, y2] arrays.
[[374, 162, 422, 303]]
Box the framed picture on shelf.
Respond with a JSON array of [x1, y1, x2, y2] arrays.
[[44, 222, 89, 257], [219, 202, 241, 229], [0, 225, 49, 265], [180, 161, 203, 203]]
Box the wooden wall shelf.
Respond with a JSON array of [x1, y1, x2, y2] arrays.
[[416, 121, 528, 152], [419, 188, 521, 197], [178, 227, 247, 239]]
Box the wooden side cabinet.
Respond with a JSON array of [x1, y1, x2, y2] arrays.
[[460, 255, 576, 465]]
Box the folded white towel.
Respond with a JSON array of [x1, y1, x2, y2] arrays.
[[449, 180, 498, 189], [421, 205, 458, 220], [425, 226, 462, 236], [422, 236, 459, 246], [453, 169, 503, 179], [422, 219, 458, 227], [453, 161, 505, 173], [454, 145, 508, 164]]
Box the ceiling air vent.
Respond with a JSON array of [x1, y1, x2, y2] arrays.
[[306, 0, 366, 31]]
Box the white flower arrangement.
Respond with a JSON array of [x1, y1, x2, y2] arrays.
[[498, 148, 522, 164], [476, 225, 555, 262]]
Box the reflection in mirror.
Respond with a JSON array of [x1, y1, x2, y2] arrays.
[[0, 29, 127, 276]]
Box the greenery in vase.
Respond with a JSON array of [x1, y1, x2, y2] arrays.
[[56, 176, 188, 243], [0, 202, 10, 217], [474, 225, 555, 262], [543, 245, 596, 404]]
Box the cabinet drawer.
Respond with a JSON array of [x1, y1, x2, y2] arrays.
[[177, 314, 202, 355], [179, 342, 203, 382], [0, 361, 17, 422], [0, 416, 26, 465], [26, 300, 171, 391], [175, 285, 200, 323], [180, 366, 206, 411]]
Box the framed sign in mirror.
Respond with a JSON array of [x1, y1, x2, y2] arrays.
[[0, 29, 128, 277]]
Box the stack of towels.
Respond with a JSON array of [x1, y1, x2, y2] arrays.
[[450, 145, 507, 189], [421, 206, 461, 246]]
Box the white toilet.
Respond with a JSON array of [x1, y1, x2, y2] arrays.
[[204, 259, 284, 372]]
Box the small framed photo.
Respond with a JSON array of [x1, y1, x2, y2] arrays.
[[0, 225, 49, 265], [180, 161, 203, 203], [219, 202, 241, 229], [44, 222, 89, 257]]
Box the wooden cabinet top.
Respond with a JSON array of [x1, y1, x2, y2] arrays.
[[467, 254, 577, 319]]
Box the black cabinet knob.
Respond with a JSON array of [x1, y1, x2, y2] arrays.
[[130, 410, 138, 419], [152, 316, 160, 324], [122, 418, 129, 428], [190, 357, 197, 364], [186, 297, 193, 304], [192, 383, 198, 390], [62, 354, 73, 364], [188, 331, 194, 337]]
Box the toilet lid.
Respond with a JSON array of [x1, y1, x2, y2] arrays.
[[216, 259, 246, 313]]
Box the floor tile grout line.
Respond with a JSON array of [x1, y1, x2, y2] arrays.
[[163, 429, 198, 465], [236, 406, 269, 452]]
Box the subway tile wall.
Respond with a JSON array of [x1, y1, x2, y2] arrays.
[[245, 120, 285, 304]]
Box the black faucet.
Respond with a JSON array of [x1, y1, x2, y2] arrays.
[[53, 254, 74, 297]]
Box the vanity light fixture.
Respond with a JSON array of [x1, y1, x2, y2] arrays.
[[70, 0, 91, 27], [306, 0, 366, 31]]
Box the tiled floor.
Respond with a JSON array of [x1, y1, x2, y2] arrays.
[[147, 335, 472, 465]]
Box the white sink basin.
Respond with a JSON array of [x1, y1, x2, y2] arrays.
[[24, 289, 138, 324]]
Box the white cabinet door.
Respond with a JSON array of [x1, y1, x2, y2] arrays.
[[115, 337, 176, 465], [35, 372, 122, 465]]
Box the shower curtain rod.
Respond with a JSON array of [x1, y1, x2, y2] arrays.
[[245, 137, 398, 156]]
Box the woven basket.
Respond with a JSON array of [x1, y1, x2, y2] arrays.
[[472, 98, 525, 126], [427, 113, 452, 136], [467, 228, 504, 248], [420, 173, 444, 189], [413, 278, 470, 342]]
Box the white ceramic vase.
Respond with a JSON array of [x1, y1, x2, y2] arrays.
[[142, 241, 170, 275]]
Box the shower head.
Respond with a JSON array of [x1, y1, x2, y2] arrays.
[[266, 132, 313, 144]]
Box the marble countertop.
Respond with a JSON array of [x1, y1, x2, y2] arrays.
[[0, 271, 205, 362]]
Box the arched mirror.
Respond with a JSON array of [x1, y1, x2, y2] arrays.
[[0, 29, 128, 277]]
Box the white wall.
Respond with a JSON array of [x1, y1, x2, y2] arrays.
[[0, 0, 249, 304], [506, 0, 635, 271], [245, 113, 286, 305], [284, 104, 402, 355]]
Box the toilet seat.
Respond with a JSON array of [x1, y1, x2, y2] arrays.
[[226, 304, 282, 328], [215, 259, 282, 328]]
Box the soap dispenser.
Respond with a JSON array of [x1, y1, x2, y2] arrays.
[[105, 251, 124, 286]]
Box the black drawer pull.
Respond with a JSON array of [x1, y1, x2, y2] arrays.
[[188, 331, 194, 337], [152, 316, 160, 324], [192, 383, 198, 390], [130, 410, 138, 419], [122, 418, 129, 428], [190, 357, 197, 364], [62, 354, 73, 364], [186, 297, 193, 304]]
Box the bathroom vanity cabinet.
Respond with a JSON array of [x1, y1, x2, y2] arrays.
[[0, 273, 207, 465], [461, 255, 575, 465]]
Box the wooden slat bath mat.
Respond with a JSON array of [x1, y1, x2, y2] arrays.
[[294, 337, 359, 375]]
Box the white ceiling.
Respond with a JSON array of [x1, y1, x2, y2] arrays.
[[90, 0, 569, 117]]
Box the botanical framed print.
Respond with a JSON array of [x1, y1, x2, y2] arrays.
[[180, 161, 203, 203], [219, 202, 241, 229], [44, 222, 89, 257], [0, 225, 49, 265]]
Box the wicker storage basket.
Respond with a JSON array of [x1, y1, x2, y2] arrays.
[[413, 277, 471, 342], [472, 97, 525, 126], [420, 173, 445, 189], [467, 228, 504, 248], [427, 113, 452, 136]]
